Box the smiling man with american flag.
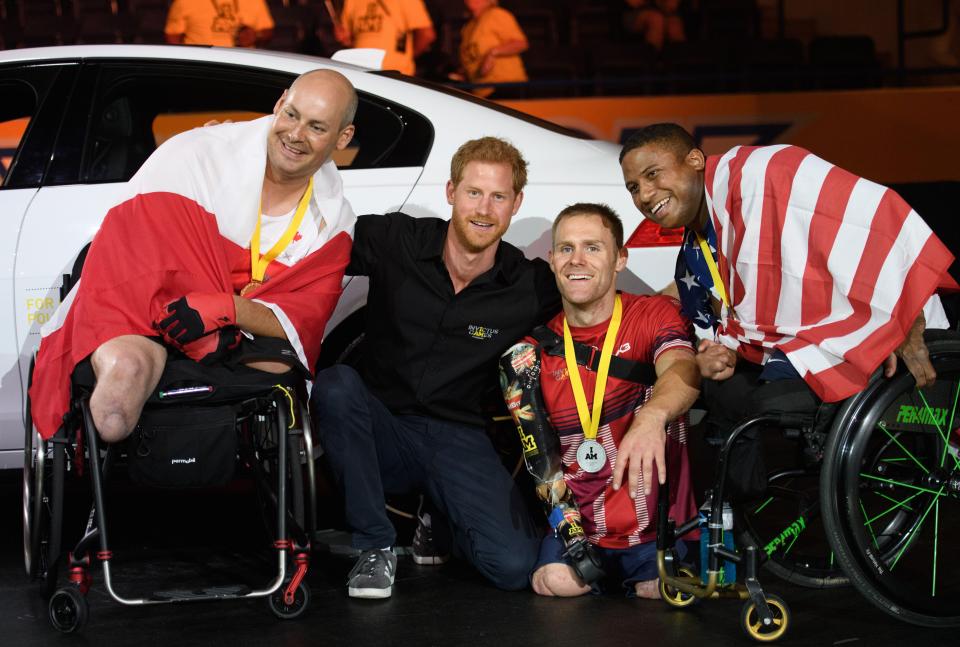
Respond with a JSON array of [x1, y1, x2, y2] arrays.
[[620, 123, 954, 497]]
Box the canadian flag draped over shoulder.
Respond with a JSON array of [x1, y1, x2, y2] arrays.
[[30, 116, 355, 440], [705, 144, 953, 402]]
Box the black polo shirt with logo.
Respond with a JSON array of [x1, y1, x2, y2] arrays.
[[348, 212, 561, 427]]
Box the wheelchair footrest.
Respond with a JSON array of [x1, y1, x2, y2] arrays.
[[150, 585, 252, 601]]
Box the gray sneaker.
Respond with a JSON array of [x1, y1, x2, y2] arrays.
[[411, 517, 449, 565], [347, 549, 397, 599]]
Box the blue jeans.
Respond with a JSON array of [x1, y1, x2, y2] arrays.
[[311, 365, 540, 591]]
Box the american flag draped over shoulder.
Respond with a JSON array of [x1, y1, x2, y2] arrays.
[[685, 144, 953, 402], [675, 220, 721, 334], [29, 117, 355, 440]]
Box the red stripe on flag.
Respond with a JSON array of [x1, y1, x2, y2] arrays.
[[754, 147, 808, 335], [800, 166, 856, 326]]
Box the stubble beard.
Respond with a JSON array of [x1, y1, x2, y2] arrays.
[[451, 211, 502, 254]]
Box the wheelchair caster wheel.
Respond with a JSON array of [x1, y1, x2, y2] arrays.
[[268, 581, 310, 620], [660, 566, 699, 609], [49, 586, 88, 634], [741, 594, 789, 642]]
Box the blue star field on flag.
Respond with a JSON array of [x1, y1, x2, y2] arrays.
[[674, 219, 721, 335]]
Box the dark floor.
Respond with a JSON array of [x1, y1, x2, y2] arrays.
[[1, 468, 957, 647]]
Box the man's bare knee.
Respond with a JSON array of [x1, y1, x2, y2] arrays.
[[90, 336, 166, 443], [531, 564, 590, 597]]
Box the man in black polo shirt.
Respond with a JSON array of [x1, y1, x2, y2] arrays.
[[312, 136, 560, 599]]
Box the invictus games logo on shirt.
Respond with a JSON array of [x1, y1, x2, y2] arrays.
[[467, 325, 499, 341]]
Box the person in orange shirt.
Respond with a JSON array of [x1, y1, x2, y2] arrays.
[[165, 0, 274, 48], [459, 0, 528, 97], [334, 0, 436, 76], [623, 0, 685, 51]]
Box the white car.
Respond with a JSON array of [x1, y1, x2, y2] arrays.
[[0, 45, 681, 469]]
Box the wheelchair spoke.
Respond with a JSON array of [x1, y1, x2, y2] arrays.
[[890, 485, 945, 570], [918, 387, 960, 472], [877, 421, 929, 474], [783, 530, 801, 555], [860, 472, 941, 497], [862, 490, 923, 526], [873, 489, 916, 512], [932, 498, 939, 597], [753, 496, 774, 515]]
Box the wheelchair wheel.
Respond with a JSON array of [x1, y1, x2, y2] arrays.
[[740, 593, 790, 642], [22, 354, 63, 598], [268, 581, 310, 620], [821, 330, 960, 627], [22, 361, 42, 578], [659, 566, 699, 608], [48, 586, 88, 634], [736, 467, 847, 588]]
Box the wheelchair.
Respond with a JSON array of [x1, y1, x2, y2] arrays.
[[22, 349, 319, 634], [655, 329, 960, 641]]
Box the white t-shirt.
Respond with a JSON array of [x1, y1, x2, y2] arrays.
[[258, 198, 326, 267]]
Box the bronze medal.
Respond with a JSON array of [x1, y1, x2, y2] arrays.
[[240, 280, 262, 297]]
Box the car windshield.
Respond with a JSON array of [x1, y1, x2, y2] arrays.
[[371, 71, 590, 140]]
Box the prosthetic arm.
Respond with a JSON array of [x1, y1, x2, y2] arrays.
[[499, 342, 604, 584]]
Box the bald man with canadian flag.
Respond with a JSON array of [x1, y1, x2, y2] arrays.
[[30, 69, 358, 445]]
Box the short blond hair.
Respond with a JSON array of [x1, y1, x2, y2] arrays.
[[450, 137, 528, 194]]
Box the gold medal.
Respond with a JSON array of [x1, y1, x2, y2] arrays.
[[240, 280, 263, 297]]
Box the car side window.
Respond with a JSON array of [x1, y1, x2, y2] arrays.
[[81, 63, 434, 185], [0, 81, 36, 187], [82, 64, 290, 184]]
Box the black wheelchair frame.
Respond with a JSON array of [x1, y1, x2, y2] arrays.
[[655, 329, 960, 641], [23, 357, 318, 633]]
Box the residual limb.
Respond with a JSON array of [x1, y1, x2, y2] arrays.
[[499, 342, 604, 585]]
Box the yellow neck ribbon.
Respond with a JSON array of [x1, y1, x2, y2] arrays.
[[563, 294, 623, 441], [250, 177, 314, 283], [695, 230, 729, 309]]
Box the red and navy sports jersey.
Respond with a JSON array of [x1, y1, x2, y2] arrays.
[[533, 292, 698, 549]]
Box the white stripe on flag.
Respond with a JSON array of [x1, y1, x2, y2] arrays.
[[785, 340, 844, 376], [774, 152, 831, 330], [823, 177, 887, 329], [733, 145, 787, 325]]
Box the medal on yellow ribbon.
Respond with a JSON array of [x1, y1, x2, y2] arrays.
[[241, 177, 314, 297], [564, 294, 623, 474], [694, 230, 731, 315]]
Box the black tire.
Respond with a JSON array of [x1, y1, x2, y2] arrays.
[[48, 586, 89, 634], [740, 593, 790, 642], [736, 467, 848, 588], [268, 581, 310, 619], [821, 330, 960, 627]]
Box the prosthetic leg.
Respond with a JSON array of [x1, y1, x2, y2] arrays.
[[499, 342, 604, 585]]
